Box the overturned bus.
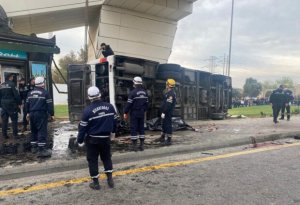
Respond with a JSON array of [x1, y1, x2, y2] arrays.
[[67, 55, 232, 122]]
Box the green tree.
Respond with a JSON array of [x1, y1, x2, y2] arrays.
[[275, 77, 294, 88], [52, 48, 86, 84], [243, 77, 262, 97], [232, 88, 243, 99]]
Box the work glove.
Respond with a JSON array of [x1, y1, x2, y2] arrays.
[[51, 116, 55, 121], [123, 113, 128, 120], [161, 113, 165, 119], [26, 114, 30, 122]]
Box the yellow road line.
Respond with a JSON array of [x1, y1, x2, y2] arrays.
[[1, 141, 300, 197]]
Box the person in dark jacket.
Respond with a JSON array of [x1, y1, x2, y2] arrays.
[[0, 73, 22, 139], [18, 78, 29, 132], [76, 86, 117, 190], [26, 76, 54, 157], [27, 77, 35, 92], [160, 79, 176, 145], [124, 76, 149, 151], [100, 43, 114, 58], [269, 85, 285, 124], [280, 88, 294, 121]]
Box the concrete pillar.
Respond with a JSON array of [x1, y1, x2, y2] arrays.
[[88, 5, 177, 63]]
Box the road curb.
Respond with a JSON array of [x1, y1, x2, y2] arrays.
[[0, 131, 299, 181]]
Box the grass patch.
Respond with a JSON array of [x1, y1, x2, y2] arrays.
[[54, 104, 68, 118], [229, 105, 300, 117]]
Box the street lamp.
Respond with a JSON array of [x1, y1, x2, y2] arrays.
[[228, 0, 234, 76]]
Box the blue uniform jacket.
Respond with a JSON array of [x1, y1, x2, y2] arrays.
[[0, 80, 22, 109], [124, 87, 148, 117], [77, 100, 118, 143], [284, 89, 294, 103], [26, 87, 54, 116], [269, 88, 285, 105], [161, 89, 176, 114]]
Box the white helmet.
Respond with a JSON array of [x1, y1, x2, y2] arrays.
[[133, 76, 143, 85], [88, 86, 101, 100], [35, 76, 45, 87]]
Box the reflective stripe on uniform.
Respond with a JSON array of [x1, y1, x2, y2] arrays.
[[88, 113, 114, 121], [104, 169, 113, 173], [80, 121, 88, 126], [89, 135, 109, 138], [131, 136, 138, 140], [133, 96, 148, 100], [91, 174, 99, 179], [139, 135, 145, 139]]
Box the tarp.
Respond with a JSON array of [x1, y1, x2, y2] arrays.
[[146, 117, 193, 131]]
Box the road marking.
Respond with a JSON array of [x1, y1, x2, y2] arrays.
[[1, 141, 300, 197]]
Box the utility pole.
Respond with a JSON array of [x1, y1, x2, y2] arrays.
[[228, 0, 234, 76], [84, 0, 89, 63]]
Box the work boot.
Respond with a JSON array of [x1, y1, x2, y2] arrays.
[[165, 135, 172, 146], [89, 178, 101, 190], [31, 144, 38, 154], [159, 133, 165, 143], [131, 140, 138, 152], [287, 115, 290, 121], [106, 173, 114, 188], [37, 147, 52, 158], [139, 138, 144, 151], [22, 127, 27, 132]]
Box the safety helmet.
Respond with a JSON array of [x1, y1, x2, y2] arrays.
[[88, 86, 101, 100], [35, 76, 45, 87], [166, 79, 176, 88], [133, 76, 143, 85]]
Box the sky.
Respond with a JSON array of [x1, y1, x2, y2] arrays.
[[39, 0, 300, 88]]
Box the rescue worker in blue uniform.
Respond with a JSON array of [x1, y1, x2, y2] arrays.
[[0, 73, 22, 139], [280, 88, 294, 121], [77, 86, 117, 190], [269, 85, 285, 124], [160, 79, 176, 145], [100, 43, 114, 58], [26, 76, 54, 157], [18, 78, 29, 132], [124, 76, 149, 151]]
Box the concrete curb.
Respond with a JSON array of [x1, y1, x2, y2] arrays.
[[0, 131, 299, 181]]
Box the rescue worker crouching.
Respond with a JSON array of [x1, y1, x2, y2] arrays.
[[160, 79, 176, 145], [26, 76, 54, 157], [0, 73, 22, 140], [76, 86, 117, 190], [124, 77, 149, 152]]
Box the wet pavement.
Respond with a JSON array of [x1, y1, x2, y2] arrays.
[[1, 115, 300, 169]]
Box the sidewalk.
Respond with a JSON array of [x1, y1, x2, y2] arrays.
[[1, 116, 300, 180]]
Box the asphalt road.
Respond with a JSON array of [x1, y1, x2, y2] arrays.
[[1, 140, 300, 205]]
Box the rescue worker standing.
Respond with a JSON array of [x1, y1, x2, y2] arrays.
[[26, 76, 54, 157], [280, 88, 294, 121], [77, 86, 117, 190], [160, 79, 176, 145], [0, 73, 22, 139], [124, 77, 149, 151], [18, 78, 29, 132], [269, 85, 285, 124]]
